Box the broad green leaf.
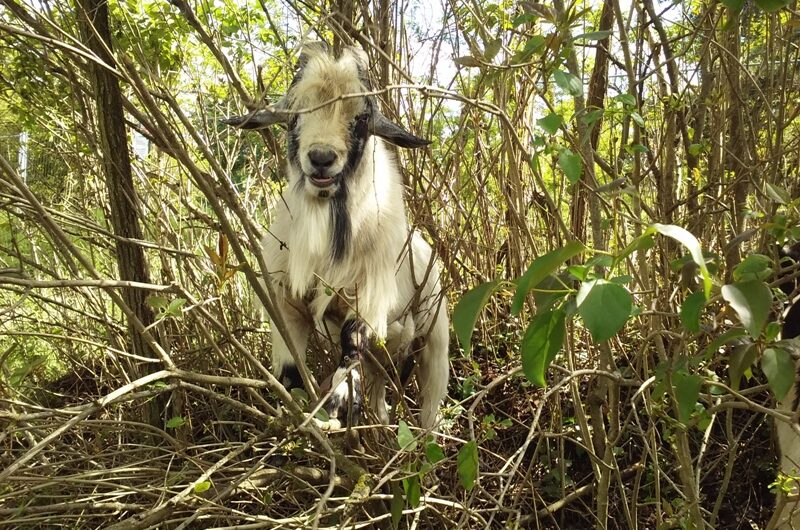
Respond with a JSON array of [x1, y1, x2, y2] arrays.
[[166, 416, 185, 429], [630, 112, 645, 127], [457, 440, 479, 491], [558, 148, 582, 183], [537, 112, 563, 135], [649, 224, 712, 298], [521, 309, 566, 387], [512, 12, 537, 27], [721, 281, 773, 338], [612, 233, 655, 268], [453, 280, 500, 356], [425, 442, 445, 463], [673, 371, 703, 424], [194, 480, 211, 494], [397, 420, 417, 451], [766, 183, 791, 205], [704, 328, 748, 360], [572, 30, 612, 41], [721, 0, 745, 10], [454, 56, 482, 67], [512, 35, 546, 62], [148, 295, 168, 310], [553, 70, 583, 97], [576, 280, 633, 342], [680, 291, 706, 333], [483, 38, 502, 61], [754, 0, 792, 11], [404, 475, 421, 508], [391, 481, 404, 529], [728, 341, 757, 390], [616, 93, 636, 107], [512, 241, 583, 315], [688, 143, 703, 156], [762, 347, 795, 400], [165, 298, 186, 318], [733, 254, 772, 282]]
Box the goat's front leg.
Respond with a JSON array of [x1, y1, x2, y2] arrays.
[[325, 319, 368, 426]]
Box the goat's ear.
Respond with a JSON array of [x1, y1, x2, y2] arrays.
[[371, 114, 431, 149], [222, 105, 291, 130]]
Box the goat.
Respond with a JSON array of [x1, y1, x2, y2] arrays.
[[224, 43, 449, 429], [774, 243, 800, 528]]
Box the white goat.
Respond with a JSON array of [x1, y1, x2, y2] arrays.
[[773, 243, 800, 529], [225, 43, 449, 429]]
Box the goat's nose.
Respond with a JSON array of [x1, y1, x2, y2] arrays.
[[308, 149, 337, 171]]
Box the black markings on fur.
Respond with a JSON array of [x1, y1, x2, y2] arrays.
[[328, 107, 371, 261], [782, 301, 800, 412], [340, 318, 369, 363], [278, 364, 303, 390], [325, 376, 363, 426]]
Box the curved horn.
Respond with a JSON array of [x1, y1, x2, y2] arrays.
[[370, 112, 431, 149]]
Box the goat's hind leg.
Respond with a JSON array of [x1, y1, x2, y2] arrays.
[[416, 306, 450, 430]]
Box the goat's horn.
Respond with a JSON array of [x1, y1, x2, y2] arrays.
[[370, 113, 431, 149], [222, 107, 291, 129]]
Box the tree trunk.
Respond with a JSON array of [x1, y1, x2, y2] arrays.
[[76, 0, 162, 427]]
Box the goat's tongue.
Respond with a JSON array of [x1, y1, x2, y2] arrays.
[[311, 174, 333, 185]]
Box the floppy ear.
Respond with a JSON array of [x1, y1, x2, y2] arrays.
[[222, 103, 291, 129], [370, 113, 431, 148]]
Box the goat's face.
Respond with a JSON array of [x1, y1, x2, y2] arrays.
[[224, 43, 430, 198], [286, 46, 372, 196]]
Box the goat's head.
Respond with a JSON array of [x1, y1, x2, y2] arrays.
[[224, 43, 429, 197]]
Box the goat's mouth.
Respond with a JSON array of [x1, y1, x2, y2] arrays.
[[308, 173, 336, 188]]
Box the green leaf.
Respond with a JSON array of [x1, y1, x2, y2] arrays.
[[147, 295, 168, 310], [512, 12, 537, 27], [521, 309, 566, 387], [558, 148, 582, 183], [391, 481, 404, 529], [720, 0, 745, 10], [512, 241, 583, 315], [397, 420, 417, 451], [166, 416, 185, 429], [553, 70, 583, 97], [454, 56, 482, 67], [680, 291, 706, 333], [453, 280, 500, 355], [425, 442, 445, 464], [762, 347, 795, 400], [165, 298, 186, 318], [688, 143, 703, 156], [754, 0, 792, 11], [733, 254, 772, 282], [673, 371, 703, 424], [457, 440, 479, 491], [705, 328, 748, 360], [572, 30, 612, 41], [649, 224, 712, 298], [616, 93, 636, 107], [576, 280, 633, 342], [630, 112, 645, 127], [403, 475, 421, 508], [483, 38, 502, 61], [766, 183, 791, 205], [537, 112, 563, 135], [728, 340, 757, 390], [512, 35, 546, 62], [721, 281, 773, 338], [194, 480, 211, 494]]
